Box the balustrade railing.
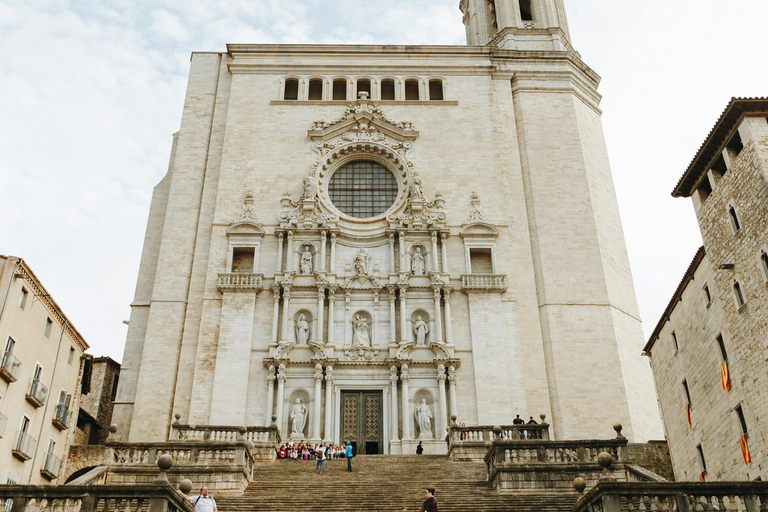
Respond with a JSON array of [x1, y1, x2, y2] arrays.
[[487, 439, 627, 467], [0, 412, 7, 438], [26, 379, 48, 407], [216, 273, 263, 292], [171, 424, 280, 445], [52, 405, 70, 430], [461, 274, 508, 292], [450, 423, 550, 444], [574, 482, 768, 512], [41, 452, 62, 479], [0, 485, 192, 512], [0, 351, 21, 382], [12, 431, 36, 460]]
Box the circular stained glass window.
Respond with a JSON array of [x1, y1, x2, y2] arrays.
[[328, 161, 398, 218]]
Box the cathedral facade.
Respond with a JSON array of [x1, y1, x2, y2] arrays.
[[113, 0, 663, 452]]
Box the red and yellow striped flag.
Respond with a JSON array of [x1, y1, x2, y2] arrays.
[[699, 472, 706, 482], [686, 404, 691, 428], [740, 435, 751, 464], [721, 361, 731, 391]]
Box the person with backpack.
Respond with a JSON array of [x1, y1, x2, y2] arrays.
[[345, 441, 354, 472]]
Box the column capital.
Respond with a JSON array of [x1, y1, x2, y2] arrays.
[[440, 231, 449, 241], [330, 232, 337, 242], [267, 365, 276, 384], [320, 230, 328, 239], [325, 365, 334, 382], [438, 373, 447, 383], [277, 364, 287, 381], [389, 233, 395, 241], [277, 232, 285, 241], [400, 363, 409, 381], [389, 287, 397, 301], [314, 363, 324, 381], [443, 288, 453, 301], [433, 287, 442, 299], [317, 287, 326, 299], [431, 231, 438, 242]]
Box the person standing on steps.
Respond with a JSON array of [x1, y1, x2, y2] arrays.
[[421, 488, 438, 512], [345, 441, 353, 472], [416, 441, 424, 455], [179, 486, 218, 512], [315, 443, 325, 473]]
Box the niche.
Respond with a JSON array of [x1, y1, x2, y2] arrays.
[[410, 310, 431, 346], [287, 389, 310, 438], [295, 243, 318, 274], [350, 310, 374, 348], [293, 310, 313, 345], [413, 389, 436, 439], [231, 247, 255, 273], [409, 244, 429, 275], [469, 248, 494, 274]]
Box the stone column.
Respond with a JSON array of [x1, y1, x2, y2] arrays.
[[390, 366, 400, 441], [401, 364, 411, 440], [448, 365, 458, 420], [344, 291, 351, 347], [431, 231, 439, 270], [320, 231, 327, 271], [330, 233, 337, 272], [280, 286, 291, 342], [312, 364, 323, 441], [440, 233, 449, 273], [399, 287, 408, 344], [443, 288, 453, 345], [389, 233, 396, 272], [316, 287, 325, 343], [437, 364, 448, 438], [389, 288, 397, 346], [276, 232, 284, 273], [286, 231, 295, 272], [373, 291, 380, 348], [265, 365, 276, 426], [271, 286, 281, 344], [327, 290, 336, 345], [432, 287, 444, 343], [324, 366, 334, 441], [275, 364, 286, 435], [398, 230, 407, 271]]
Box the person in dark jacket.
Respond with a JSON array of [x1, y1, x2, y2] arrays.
[[416, 441, 424, 455], [345, 441, 354, 472], [421, 488, 438, 512]]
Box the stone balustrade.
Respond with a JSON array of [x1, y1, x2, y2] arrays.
[[461, 273, 508, 292], [216, 273, 263, 292], [0, 485, 192, 512], [171, 424, 280, 447], [573, 482, 768, 512], [448, 423, 550, 460]]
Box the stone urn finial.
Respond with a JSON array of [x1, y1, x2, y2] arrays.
[[613, 423, 625, 439], [154, 453, 173, 484], [106, 423, 118, 442], [597, 452, 614, 481], [450, 415, 458, 427], [180, 479, 193, 494], [540, 414, 547, 423], [173, 413, 181, 426], [271, 414, 278, 426], [572, 477, 586, 495]]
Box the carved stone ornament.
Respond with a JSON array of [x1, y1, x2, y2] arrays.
[[234, 192, 262, 224], [466, 191, 487, 223], [344, 346, 380, 361]]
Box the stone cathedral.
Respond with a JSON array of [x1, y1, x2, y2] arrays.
[[113, 0, 663, 454]]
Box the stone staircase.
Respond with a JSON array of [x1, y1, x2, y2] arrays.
[[216, 455, 580, 512]]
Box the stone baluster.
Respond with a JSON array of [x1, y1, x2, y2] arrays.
[[437, 364, 448, 438], [389, 288, 397, 346], [401, 363, 411, 440], [275, 364, 286, 435], [399, 287, 408, 344], [319, 231, 327, 271], [443, 288, 453, 345], [431, 231, 439, 270], [312, 364, 323, 441], [286, 231, 295, 271], [271, 285, 281, 344], [389, 233, 396, 272], [398, 230, 407, 271], [432, 287, 443, 343], [280, 286, 291, 342], [324, 366, 334, 441], [440, 232, 449, 273], [390, 365, 400, 441], [327, 289, 336, 345], [316, 287, 325, 343], [276, 232, 284, 272], [330, 233, 337, 272], [448, 365, 458, 420], [265, 365, 276, 426]]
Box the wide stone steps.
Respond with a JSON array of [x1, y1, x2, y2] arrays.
[[216, 455, 579, 512]]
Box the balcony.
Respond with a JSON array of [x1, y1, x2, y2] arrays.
[[461, 273, 508, 292], [52, 405, 70, 430], [13, 431, 36, 461], [216, 272, 263, 293], [41, 452, 62, 480], [0, 351, 21, 382], [0, 412, 7, 438], [26, 378, 48, 407]]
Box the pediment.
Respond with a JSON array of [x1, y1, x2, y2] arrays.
[[226, 222, 265, 236], [308, 101, 419, 144], [460, 222, 499, 239], [340, 274, 384, 290]]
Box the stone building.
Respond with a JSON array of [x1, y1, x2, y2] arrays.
[[645, 98, 768, 481], [75, 357, 120, 446], [0, 255, 89, 484], [113, 0, 663, 452]]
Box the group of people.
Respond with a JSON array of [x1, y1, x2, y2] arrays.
[[277, 439, 354, 473]]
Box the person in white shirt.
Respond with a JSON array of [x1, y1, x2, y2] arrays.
[[181, 486, 218, 512]]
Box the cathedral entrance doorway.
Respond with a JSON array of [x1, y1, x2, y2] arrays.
[[340, 391, 383, 455]]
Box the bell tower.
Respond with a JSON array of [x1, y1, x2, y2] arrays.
[[459, 0, 571, 48]]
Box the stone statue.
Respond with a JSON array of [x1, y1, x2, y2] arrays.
[[413, 316, 429, 346], [290, 399, 307, 436], [295, 314, 309, 345], [354, 248, 370, 275], [414, 399, 433, 438], [410, 176, 424, 201], [300, 245, 313, 274], [411, 247, 426, 275], [352, 314, 371, 348], [302, 175, 317, 200]]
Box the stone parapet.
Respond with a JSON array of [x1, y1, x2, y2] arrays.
[[170, 424, 280, 462], [448, 423, 550, 461], [0, 484, 192, 512]]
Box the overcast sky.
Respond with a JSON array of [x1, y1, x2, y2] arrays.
[[1, 0, 766, 362]]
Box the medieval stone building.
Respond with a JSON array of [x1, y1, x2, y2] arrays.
[[113, 0, 663, 452]]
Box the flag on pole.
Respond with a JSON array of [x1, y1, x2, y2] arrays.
[[699, 472, 706, 482], [721, 361, 731, 391], [686, 404, 691, 428], [740, 435, 751, 464]]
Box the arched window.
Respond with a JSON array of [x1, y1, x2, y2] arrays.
[[308, 79, 323, 100], [519, 0, 534, 21], [380, 79, 396, 100], [428, 80, 444, 101], [356, 78, 371, 99], [405, 79, 420, 101], [332, 79, 347, 101], [728, 206, 741, 232], [733, 281, 746, 308], [283, 78, 299, 100]]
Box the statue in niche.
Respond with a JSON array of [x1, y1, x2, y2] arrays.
[[354, 248, 370, 276], [302, 175, 317, 200], [290, 398, 308, 436], [414, 399, 433, 438], [295, 314, 309, 345], [411, 247, 426, 275], [300, 245, 313, 274], [351, 314, 371, 348], [413, 316, 429, 346]]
